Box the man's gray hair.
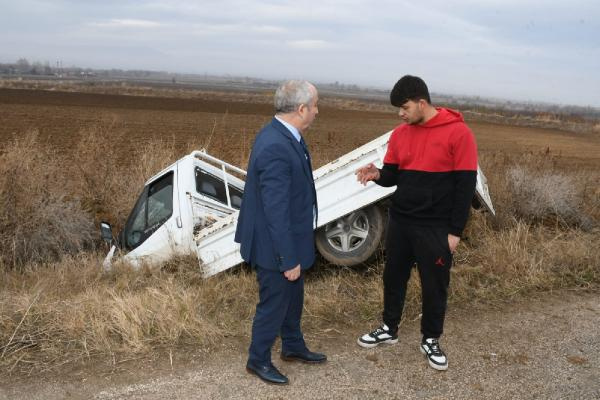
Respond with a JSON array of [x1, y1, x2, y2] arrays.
[[274, 80, 315, 114]]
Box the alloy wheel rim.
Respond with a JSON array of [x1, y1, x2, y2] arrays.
[[324, 210, 369, 252]]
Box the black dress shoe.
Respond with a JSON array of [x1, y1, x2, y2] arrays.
[[246, 361, 289, 385], [281, 350, 327, 364]]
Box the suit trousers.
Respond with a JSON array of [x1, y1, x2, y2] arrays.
[[248, 266, 307, 365], [382, 218, 453, 339]]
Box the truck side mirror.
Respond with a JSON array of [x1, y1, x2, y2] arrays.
[[100, 221, 113, 245]]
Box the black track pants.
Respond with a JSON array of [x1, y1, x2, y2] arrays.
[[382, 218, 453, 339]]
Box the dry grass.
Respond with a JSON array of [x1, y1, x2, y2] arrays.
[[2, 218, 598, 375], [456, 212, 599, 302], [70, 121, 181, 229], [0, 255, 250, 372], [0, 131, 95, 268], [0, 94, 598, 375]]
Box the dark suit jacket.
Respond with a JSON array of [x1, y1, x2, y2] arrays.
[[234, 118, 317, 271]]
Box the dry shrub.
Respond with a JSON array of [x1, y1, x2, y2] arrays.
[[0, 131, 95, 268], [478, 151, 598, 229], [508, 166, 583, 224]]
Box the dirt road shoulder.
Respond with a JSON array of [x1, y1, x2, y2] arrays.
[[1, 289, 598, 400]]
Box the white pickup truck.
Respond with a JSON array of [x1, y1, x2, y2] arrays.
[[101, 130, 495, 277]]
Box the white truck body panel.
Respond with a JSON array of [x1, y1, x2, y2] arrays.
[[194, 213, 241, 277]]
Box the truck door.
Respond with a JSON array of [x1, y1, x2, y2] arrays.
[[121, 169, 182, 264]]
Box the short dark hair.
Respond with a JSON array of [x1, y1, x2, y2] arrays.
[[390, 75, 431, 107]]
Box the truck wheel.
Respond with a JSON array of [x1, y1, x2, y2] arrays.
[[316, 204, 385, 266]]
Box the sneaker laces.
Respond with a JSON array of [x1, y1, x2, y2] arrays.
[[427, 339, 443, 356], [370, 326, 387, 337]]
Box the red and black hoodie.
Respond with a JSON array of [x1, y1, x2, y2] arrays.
[[376, 108, 477, 237]]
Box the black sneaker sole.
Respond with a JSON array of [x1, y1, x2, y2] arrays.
[[357, 337, 398, 348], [419, 345, 448, 371]]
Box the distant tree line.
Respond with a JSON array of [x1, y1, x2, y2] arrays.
[[0, 58, 99, 77], [434, 93, 600, 122], [0, 58, 174, 78], [0, 58, 54, 75], [1, 58, 598, 119]]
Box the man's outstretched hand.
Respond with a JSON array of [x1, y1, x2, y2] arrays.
[[355, 163, 380, 185]]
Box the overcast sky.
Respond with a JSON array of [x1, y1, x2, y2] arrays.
[[1, 0, 599, 106]]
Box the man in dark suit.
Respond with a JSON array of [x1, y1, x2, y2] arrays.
[[235, 80, 326, 385]]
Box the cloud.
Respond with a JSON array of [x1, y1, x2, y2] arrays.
[[1, 0, 599, 105], [90, 19, 164, 29], [251, 25, 287, 34], [287, 40, 333, 50]]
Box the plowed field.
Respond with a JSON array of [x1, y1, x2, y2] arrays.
[[1, 88, 599, 169]]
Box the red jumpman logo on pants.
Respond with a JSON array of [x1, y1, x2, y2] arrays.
[[435, 257, 445, 266]]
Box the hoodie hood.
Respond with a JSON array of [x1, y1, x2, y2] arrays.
[[421, 107, 464, 128]]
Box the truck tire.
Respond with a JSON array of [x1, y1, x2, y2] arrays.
[[315, 204, 385, 266]]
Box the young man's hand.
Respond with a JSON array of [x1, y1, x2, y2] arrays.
[[448, 234, 460, 254], [355, 163, 380, 185]]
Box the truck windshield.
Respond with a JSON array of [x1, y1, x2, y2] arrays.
[[195, 168, 242, 209], [123, 171, 174, 250]]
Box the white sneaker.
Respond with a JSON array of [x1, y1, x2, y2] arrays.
[[420, 338, 448, 370], [357, 324, 399, 348]]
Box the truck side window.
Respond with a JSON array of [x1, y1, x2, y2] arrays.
[[195, 167, 242, 210], [229, 186, 243, 210], [123, 172, 174, 250], [147, 175, 173, 227], [195, 168, 227, 203]]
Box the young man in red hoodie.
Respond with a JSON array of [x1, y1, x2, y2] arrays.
[[355, 75, 478, 371]]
